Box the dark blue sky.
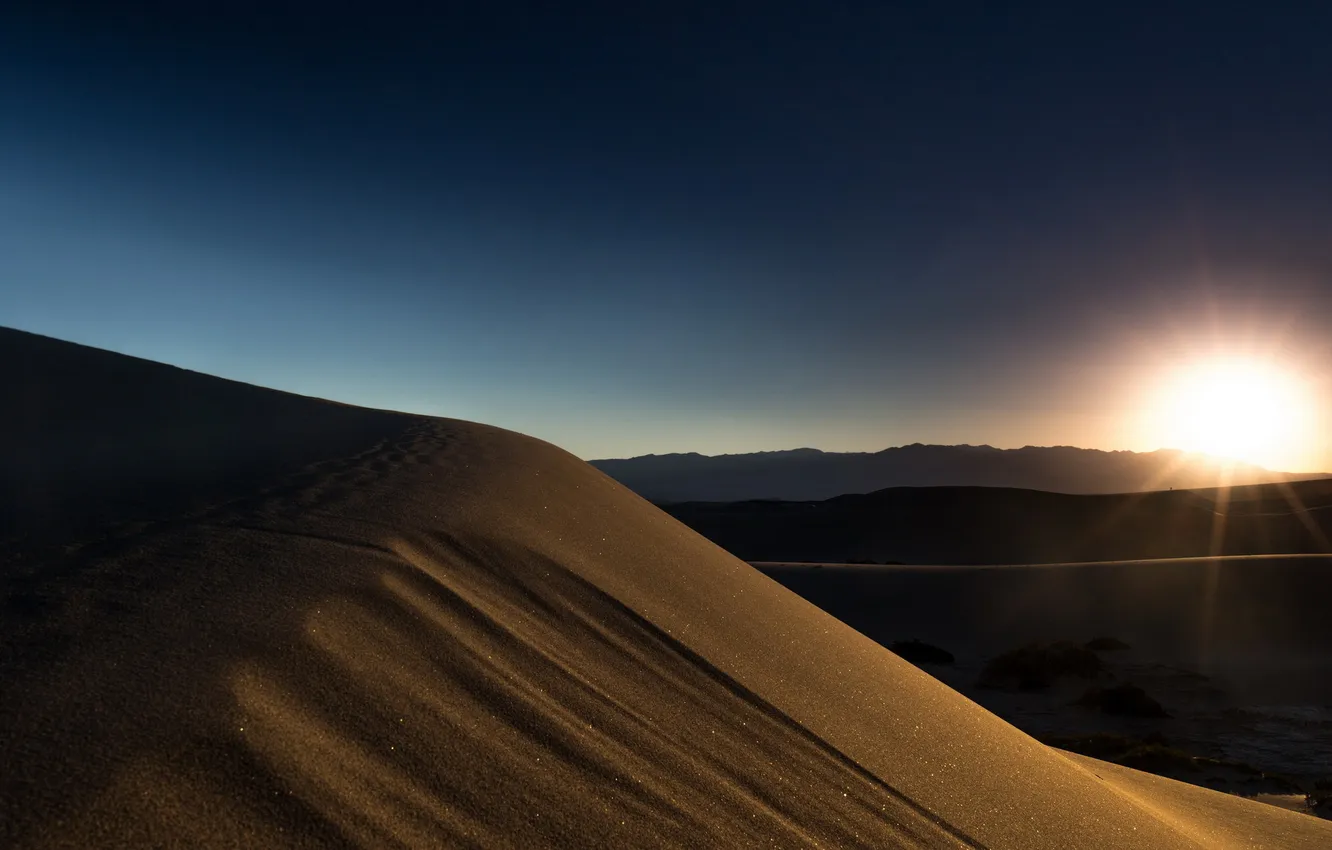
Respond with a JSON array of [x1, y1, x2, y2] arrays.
[[3, 2, 1331, 466]]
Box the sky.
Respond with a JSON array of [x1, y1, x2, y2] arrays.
[[3, 2, 1331, 468]]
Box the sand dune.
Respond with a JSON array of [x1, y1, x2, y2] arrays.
[[1, 327, 413, 545], [2, 328, 1329, 848]]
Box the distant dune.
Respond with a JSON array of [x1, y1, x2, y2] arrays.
[[665, 482, 1332, 565], [3, 327, 1330, 848], [592, 444, 1328, 502]]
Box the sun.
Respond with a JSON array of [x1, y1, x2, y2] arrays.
[[1148, 357, 1315, 469]]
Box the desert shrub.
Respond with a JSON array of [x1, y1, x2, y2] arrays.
[[978, 641, 1102, 690], [1074, 683, 1171, 718], [1084, 636, 1131, 652], [890, 639, 955, 666], [1309, 780, 1332, 816]]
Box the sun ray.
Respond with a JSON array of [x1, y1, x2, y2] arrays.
[[1079, 449, 1193, 553], [1207, 463, 1233, 557], [1272, 479, 1332, 553]]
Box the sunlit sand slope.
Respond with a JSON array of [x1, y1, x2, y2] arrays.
[[2, 328, 1328, 848]]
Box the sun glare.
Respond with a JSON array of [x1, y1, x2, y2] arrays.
[[1149, 358, 1315, 470]]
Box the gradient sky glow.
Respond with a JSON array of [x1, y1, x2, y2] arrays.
[[3, 3, 1331, 468]]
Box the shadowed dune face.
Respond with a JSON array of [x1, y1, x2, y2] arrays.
[[4, 329, 1332, 848], [0, 327, 412, 543]]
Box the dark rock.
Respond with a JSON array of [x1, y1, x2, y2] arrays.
[[1075, 683, 1171, 718], [978, 641, 1102, 690], [1084, 636, 1131, 652]]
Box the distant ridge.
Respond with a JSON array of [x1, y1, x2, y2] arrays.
[[592, 443, 1329, 502]]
